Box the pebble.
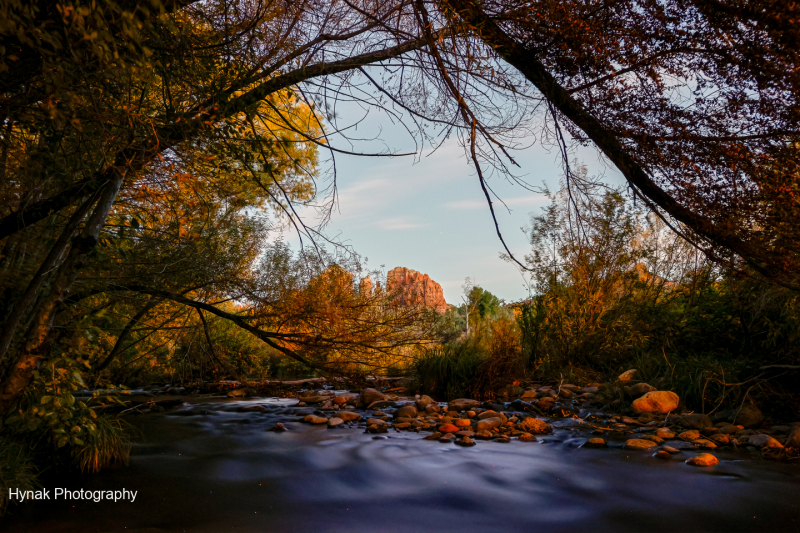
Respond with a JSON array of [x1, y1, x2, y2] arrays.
[[686, 453, 720, 466]]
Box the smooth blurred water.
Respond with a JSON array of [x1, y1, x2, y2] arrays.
[[3, 397, 799, 533]]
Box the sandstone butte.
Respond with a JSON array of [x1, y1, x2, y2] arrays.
[[386, 267, 448, 313]]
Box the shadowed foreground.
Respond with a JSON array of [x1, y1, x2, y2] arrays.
[[4, 397, 799, 533]]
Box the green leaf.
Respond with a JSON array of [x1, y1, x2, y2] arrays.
[[57, 436, 69, 448]]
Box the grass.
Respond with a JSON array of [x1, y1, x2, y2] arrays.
[[0, 438, 38, 515]]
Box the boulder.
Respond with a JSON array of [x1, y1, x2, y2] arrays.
[[448, 398, 481, 412], [624, 383, 656, 397], [732, 404, 764, 428], [686, 453, 719, 466], [425, 403, 441, 414], [395, 405, 418, 418], [632, 391, 679, 414], [748, 434, 784, 449], [360, 388, 386, 405], [617, 369, 638, 382], [680, 413, 713, 429], [366, 419, 388, 434]]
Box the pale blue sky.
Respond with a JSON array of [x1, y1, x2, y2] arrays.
[[279, 102, 623, 304]]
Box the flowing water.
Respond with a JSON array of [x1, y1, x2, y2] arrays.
[[4, 397, 799, 532]]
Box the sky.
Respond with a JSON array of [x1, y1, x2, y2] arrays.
[[278, 103, 623, 305]]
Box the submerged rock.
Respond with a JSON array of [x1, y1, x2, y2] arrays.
[[584, 438, 607, 448], [686, 453, 720, 466], [624, 439, 659, 450]]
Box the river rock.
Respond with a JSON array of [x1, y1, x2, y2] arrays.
[[709, 434, 731, 445], [521, 390, 538, 400], [624, 438, 659, 450], [415, 395, 435, 411], [455, 419, 472, 427], [518, 433, 537, 442], [718, 424, 740, 435], [476, 417, 504, 431], [475, 430, 493, 440], [439, 433, 455, 443], [618, 369, 638, 382], [748, 434, 784, 448], [681, 413, 713, 429], [732, 404, 764, 428], [786, 426, 800, 448], [269, 422, 287, 432], [360, 388, 386, 405], [327, 417, 344, 428], [456, 430, 475, 437], [478, 411, 508, 423], [395, 405, 418, 418], [366, 419, 388, 434], [336, 411, 362, 422], [517, 417, 551, 434], [625, 383, 656, 397], [584, 438, 607, 448], [678, 430, 701, 441], [655, 450, 671, 459], [456, 436, 476, 446], [656, 428, 675, 439], [581, 386, 599, 394], [424, 432, 442, 440], [425, 403, 441, 414], [447, 398, 480, 412], [303, 415, 328, 424], [632, 391, 679, 414], [686, 453, 719, 466], [692, 439, 717, 449], [438, 423, 460, 433], [661, 445, 681, 454]]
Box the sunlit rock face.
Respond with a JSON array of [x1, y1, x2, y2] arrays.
[[386, 267, 448, 313]]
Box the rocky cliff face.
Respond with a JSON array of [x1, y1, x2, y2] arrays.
[[386, 267, 448, 313]]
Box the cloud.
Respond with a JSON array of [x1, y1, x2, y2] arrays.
[[377, 217, 425, 230], [443, 194, 548, 211]]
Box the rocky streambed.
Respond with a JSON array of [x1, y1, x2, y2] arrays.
[[3, 381, 800, 533]]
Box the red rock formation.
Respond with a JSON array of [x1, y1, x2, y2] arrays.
[[386, 267, 448, 313]]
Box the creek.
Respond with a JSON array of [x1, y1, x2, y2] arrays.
[[4, 396, 799, 532]]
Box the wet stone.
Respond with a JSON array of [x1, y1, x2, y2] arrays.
[[686, 453, 720, 466], [584, 438, 607, 448], [624, 439, 659, 450]]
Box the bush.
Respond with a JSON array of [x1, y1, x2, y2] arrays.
[[0, 438, 38, 515]]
